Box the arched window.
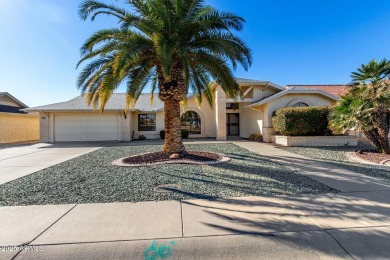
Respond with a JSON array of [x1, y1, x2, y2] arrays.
[[181, 111, 201, 134], [292, 102, 309, 107]]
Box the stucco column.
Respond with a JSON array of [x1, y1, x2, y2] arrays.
[[128, 112, 133, 141], [215, 86, 227, 141], [262, 105, 276, 143], [39, 112, 50, 143], [118, 113, 131, 142]]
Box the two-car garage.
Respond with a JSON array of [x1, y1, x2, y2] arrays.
[[54, 114, 120, 142], [25, 93, 159, 143]]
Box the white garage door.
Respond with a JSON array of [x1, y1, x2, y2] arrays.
[[55, 114, 119, 142]]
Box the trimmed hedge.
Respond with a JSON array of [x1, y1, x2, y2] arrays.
[[160, 129, 189, 139], [272, 106, 332, 136]]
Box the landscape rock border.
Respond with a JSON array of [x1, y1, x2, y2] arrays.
[[112, 152, 231, 167], [345, 151, 390, 170]]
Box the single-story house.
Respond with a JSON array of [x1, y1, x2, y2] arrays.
[[24, 78, 351, 143], [0, 92, 40, 144]]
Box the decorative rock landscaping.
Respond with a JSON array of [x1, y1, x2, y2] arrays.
[[112, 151, 230, 167], [280, 139, 390, 183], [0, 143, 337, 206], [344, 150, 390, 171], [351, 149, 390, 165]]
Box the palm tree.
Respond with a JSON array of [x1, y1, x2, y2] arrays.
[[77, 0, 252, 156], [351, 59, 390, 154], [330, 87, 382, 151], [331, 59, 390, 153]]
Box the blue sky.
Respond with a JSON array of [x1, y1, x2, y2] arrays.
[[1, 0, 390, 107]]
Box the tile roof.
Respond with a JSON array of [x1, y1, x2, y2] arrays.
[[24, 93, 164, 112], [285, 85, 352, 97]]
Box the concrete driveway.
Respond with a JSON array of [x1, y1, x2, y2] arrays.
[[0, 143, 106, 185]]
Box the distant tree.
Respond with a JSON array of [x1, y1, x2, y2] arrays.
[[330, 59, 390, 153], [77, 0, 252, 156]]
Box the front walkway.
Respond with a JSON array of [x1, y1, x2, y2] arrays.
[[1, 141, 390, 259], [235, 141, 390, 192]]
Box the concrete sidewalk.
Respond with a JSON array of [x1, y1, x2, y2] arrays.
[[1, 191, 389, 259], [0, 142, 105, 185], [1, 141, 390, 259]]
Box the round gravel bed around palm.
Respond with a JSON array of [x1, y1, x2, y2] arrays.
[[280, 139, 390, 183], [113, 151, 229, 167], [0, 143, 337, 206], [352, 149, 390, 165]]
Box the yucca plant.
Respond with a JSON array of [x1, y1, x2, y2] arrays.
[[77, 0, 252, 156]]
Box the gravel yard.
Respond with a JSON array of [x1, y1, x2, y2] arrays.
[[0, 143, 336, 206], [280, 139, 390, 182]]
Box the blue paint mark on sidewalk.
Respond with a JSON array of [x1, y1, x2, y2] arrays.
[[144, 240, 177, 260]]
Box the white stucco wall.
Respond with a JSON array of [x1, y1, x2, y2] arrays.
[[184, 96, 216, 138], [132, 94, 217, 140], [132, 111, 164, 140], [119, 113, 131, 141], [215, 86, 227, 140], [239, 103, 264, 138]]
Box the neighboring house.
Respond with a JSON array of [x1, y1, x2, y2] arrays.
[[0, 92, 39, 144], [24, 78, 351, 143], [0, 92, 28, 114]]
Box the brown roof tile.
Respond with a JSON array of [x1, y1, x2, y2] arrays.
[[285, 85, 352, 97]]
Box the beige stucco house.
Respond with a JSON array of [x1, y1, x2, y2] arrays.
[[24, 78, 350, 143], [0, 92, 39, 144]]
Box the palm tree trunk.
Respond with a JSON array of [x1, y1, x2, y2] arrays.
[[363, 129, 382, 152], [372, 107, 390, 154], [162, 99, 185, 155], [376, 128, 390, 154], [156, 62, 187, 156]]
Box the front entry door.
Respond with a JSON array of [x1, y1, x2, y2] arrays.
[[227, 113, 240, 136]]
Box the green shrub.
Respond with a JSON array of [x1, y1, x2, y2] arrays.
[[138, 135, 147, 140], [181, 129, 189, 139], [249, 133, 263, 142], [160, 129, 190, 139], [272, 106, 333, 136]]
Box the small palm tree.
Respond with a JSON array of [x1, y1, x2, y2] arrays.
[[330, 87, 382, 150], [331, 59, 390, 153], [77, 0, 252, 156]]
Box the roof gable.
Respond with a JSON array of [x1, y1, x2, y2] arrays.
[[246, 87, 340, 108], [0, 92, 28, 108], [234, 78, 285, 91]]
